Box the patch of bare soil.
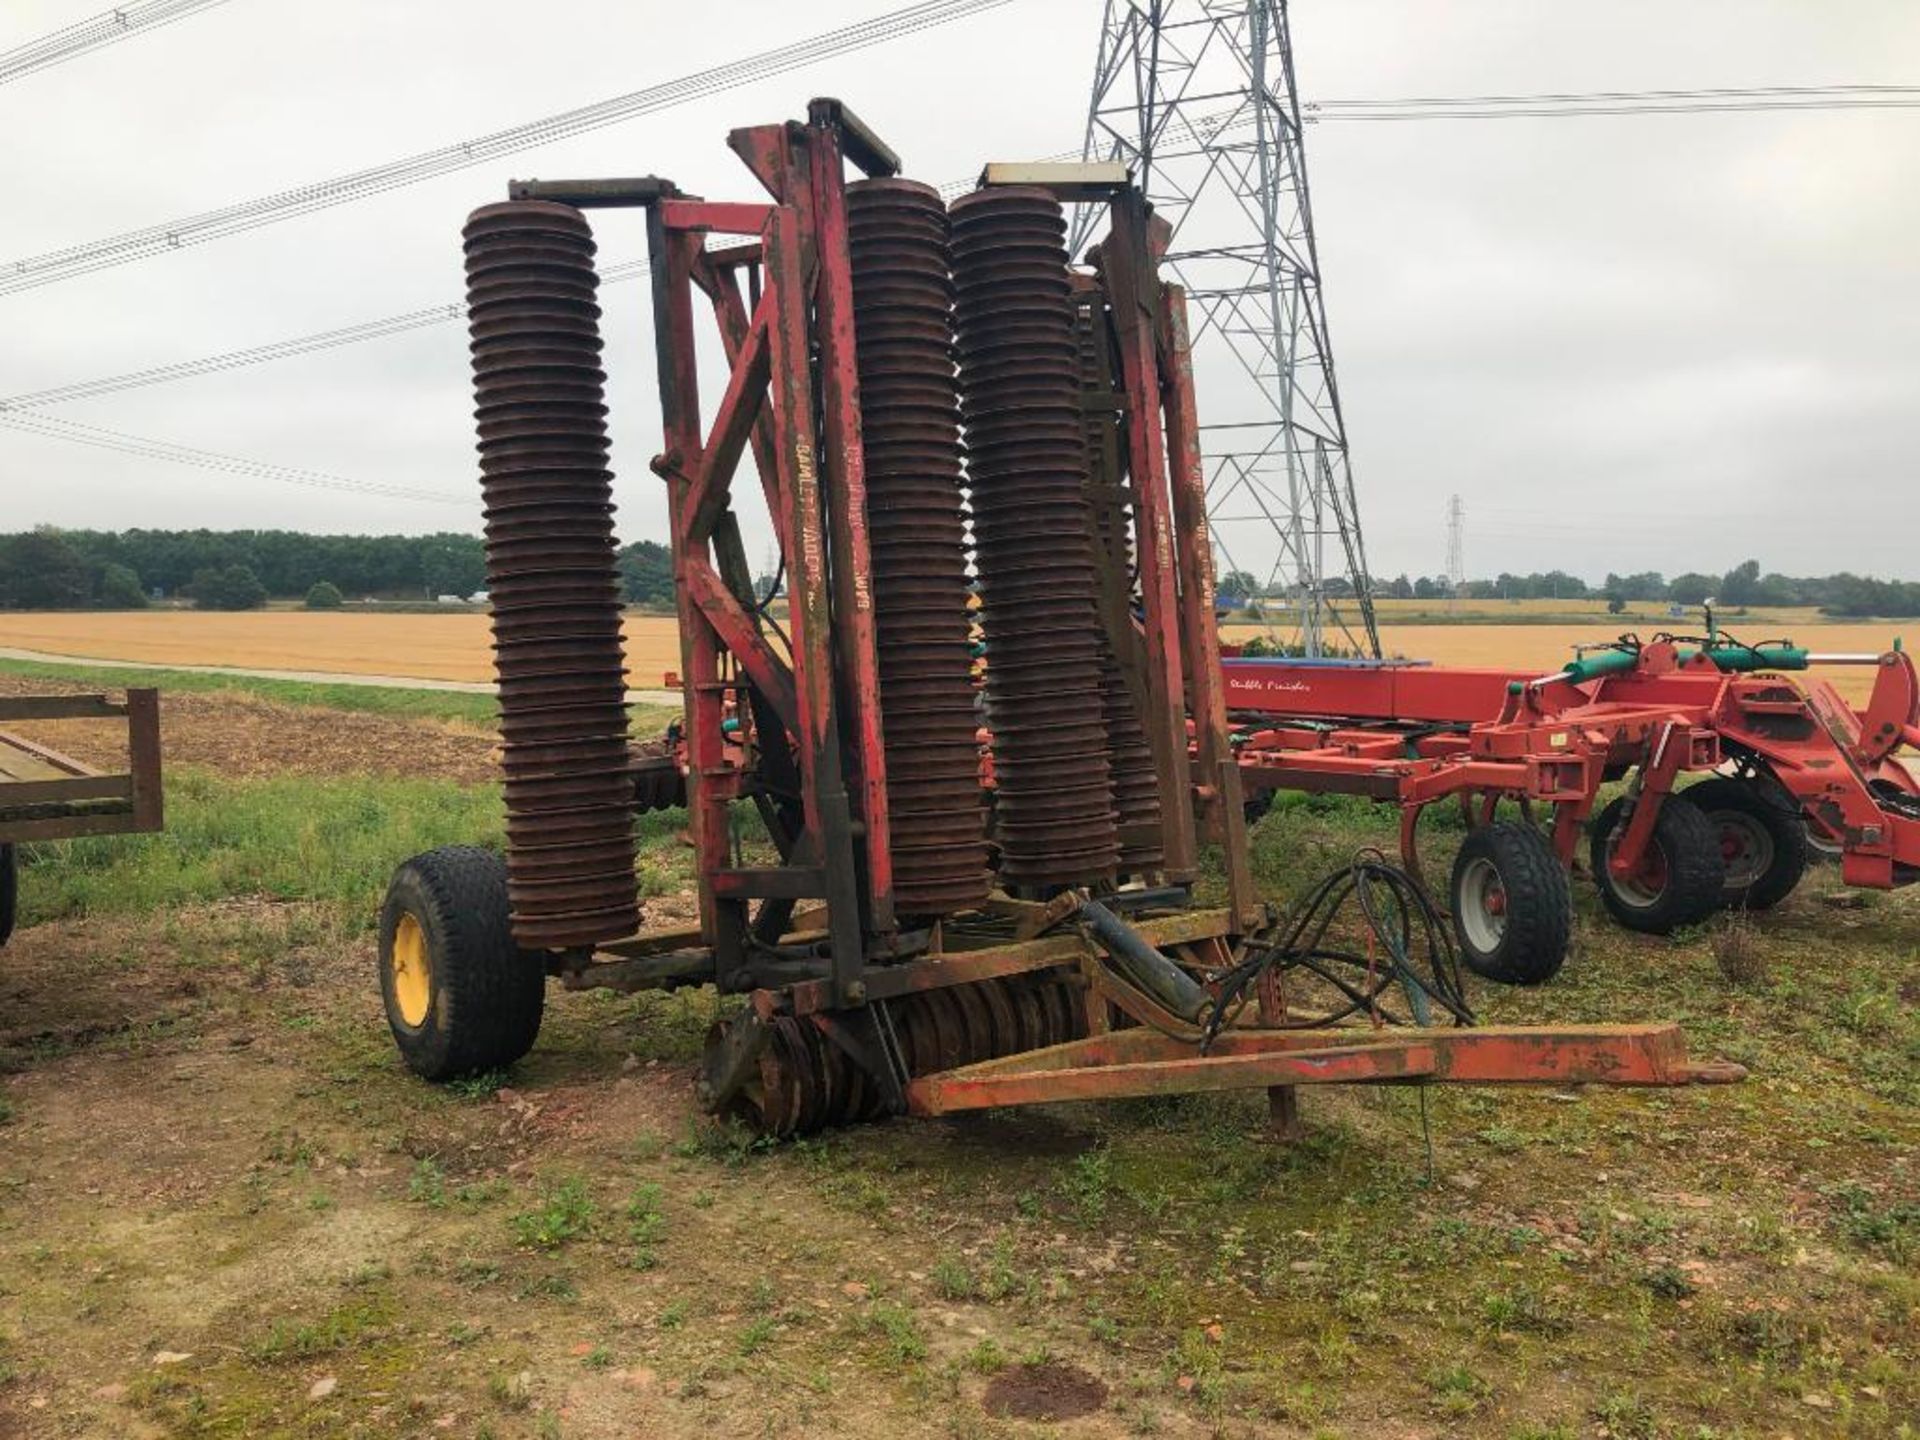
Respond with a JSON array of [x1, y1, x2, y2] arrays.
[[984, 1361, 1109, 1420], [0, 903, 1159, 1440], [0, 674, 499, 782]]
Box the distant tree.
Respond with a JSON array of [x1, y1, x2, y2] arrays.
[[1604, 570, 1666, 603], [1607, 595, 1627, 615], [1412, 575, 1443, 600], [96, 562, 148, 609], [1669, 572, 1717, 606], [1386, 574, 1414, 600], [1219, 569, 1259, 603], [189, 563, 268, 611], [305, 580, 344, 610], [0, 530, 90, 608], [1719, 559, 1763, 607], [420, 537, 486, 598], [617, 540, 674, 607]]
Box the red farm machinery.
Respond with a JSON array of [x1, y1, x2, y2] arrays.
[[375, 99, 1743, 1139], [1226, 627, 1920, 984]]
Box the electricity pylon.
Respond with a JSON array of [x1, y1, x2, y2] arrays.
[[1077, 0, 1379, 657]]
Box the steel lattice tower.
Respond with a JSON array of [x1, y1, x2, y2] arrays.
[[1076, 0, 1378, 657], [1445, 493, 1465, 594]]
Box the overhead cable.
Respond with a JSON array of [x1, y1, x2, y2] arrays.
[[0, 0, 1015, 297], [0, 0, 231, 87]]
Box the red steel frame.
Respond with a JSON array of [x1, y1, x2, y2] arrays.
[[516, 103, 1743, 1122], [1225, 639, 1920, 892]]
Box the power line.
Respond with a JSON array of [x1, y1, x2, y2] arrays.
[[17, 70, 1900, 399], [1312, 83, 1920, 123], [0, 411, 469, 508], [1317, 82, 1920, 109], [0, 0, 1015, 298], [0, 258, 656, 410], [0, 0, 231, 87]]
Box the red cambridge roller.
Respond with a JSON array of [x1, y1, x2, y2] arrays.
[[463, 200, 639, 949], [949, 186, 1119, 888], [846, 177, 991, 917]]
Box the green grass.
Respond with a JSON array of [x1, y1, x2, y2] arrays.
[[509, 1176, 598, 1249], [15, 767, 507, 926], [0, 656, 685, 735], [0, 655, 502, 726], [13, 762, 698, 929]]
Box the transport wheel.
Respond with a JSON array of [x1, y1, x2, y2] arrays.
[[0, 843, 16, 948], [1449, 823, 1571, 985], [1684, 776, 1809, 910], [1589, 795, 1726, 935], [378, 845, 545, 1080]]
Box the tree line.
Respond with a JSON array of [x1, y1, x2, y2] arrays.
[[5, 529, 1915, 619], [1223, 558, 1920, 619], [0, 528, 676, 611]]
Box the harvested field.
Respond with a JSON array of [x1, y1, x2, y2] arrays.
[[0, 680, 1913, 1440], [0, 611, 688, 692], [0, 672, 501, 784], [3, 611, 1909, 708]]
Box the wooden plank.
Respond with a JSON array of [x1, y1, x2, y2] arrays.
[[0, 695, 126, 721], [0, 775, 130, 806], [0, 745, 72, 784], [0, 730, 94, 780], [126, 688, 164, 832]]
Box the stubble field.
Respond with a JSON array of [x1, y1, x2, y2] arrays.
[[0, 659, 1913, 1439], [1, 609, 1909, 706]]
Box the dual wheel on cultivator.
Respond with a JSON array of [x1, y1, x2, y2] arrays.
[[1441, 773, 1811, 989]]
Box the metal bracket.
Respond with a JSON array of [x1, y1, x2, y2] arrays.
[[813, 1004, 911, 1115], [696, 1008, 770, 1112], [806, 96, 900, 177], [507, 175, 680, 208]]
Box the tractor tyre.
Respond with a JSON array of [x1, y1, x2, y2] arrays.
[[1449, 822, 1571, 985], [1589, 795, 1726, 935], [378, 845, 545, 1080], [1684, 776, 1809, 911], [0, 844, 16, 948]]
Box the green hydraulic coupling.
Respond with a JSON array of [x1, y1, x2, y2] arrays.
[[1683, 642, 1808, 673], [1556, 648, 1642, 684], [1550, 642, 1808, 687]]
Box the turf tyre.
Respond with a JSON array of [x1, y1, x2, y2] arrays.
[[1449, 822, 1571, 985], [378, 845, 545, 1080], [1684, 776, 1808, 911], [1589, 795, 1725, 935]]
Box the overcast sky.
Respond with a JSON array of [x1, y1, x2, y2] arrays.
[[1, 0, 1916, 585]]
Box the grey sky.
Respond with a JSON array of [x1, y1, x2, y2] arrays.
[[1, 0, 1916, 586]]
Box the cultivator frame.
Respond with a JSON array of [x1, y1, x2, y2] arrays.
[[1228, 637, 1920, 890], [380, 98, 1744, 1136]]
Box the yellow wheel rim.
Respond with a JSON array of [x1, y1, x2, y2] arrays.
[[391, 911, 432, 1027]]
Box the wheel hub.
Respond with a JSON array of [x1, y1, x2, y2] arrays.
[[1456, 855, 1510, 952], [1713, 813, 1772, 889], [391, 911, 432, 1027]]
